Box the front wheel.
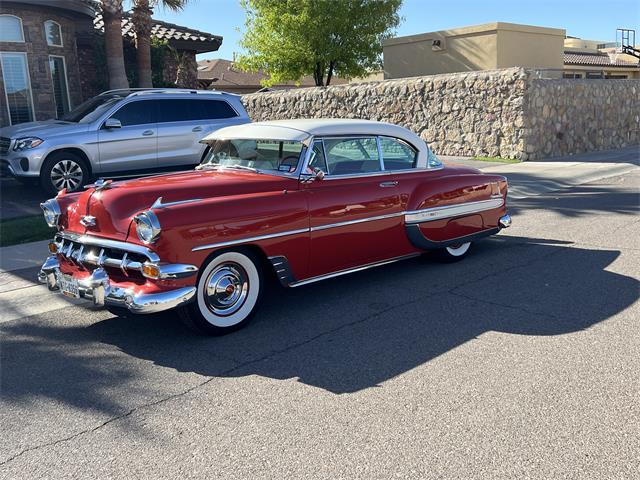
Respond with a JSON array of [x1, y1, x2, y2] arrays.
[[435, 242, 472, 263], [178, 249, 263, 335], [40, 152, 89, 195]]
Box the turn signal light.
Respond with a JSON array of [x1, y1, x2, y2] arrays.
[[142, 264, 160, 279], [48, 242, 58, 254]]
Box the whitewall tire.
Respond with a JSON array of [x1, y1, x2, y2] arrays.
[[437, 242, 472, 262], [178, 250, 263, 335]]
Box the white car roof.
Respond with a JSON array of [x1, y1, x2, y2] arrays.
[[203, 119, 426, 148], [203, 119, 431, 169]]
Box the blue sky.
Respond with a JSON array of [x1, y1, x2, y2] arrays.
[[145, 0, 640, 61]]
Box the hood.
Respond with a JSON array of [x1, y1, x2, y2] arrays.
[[0, 119, 88, 139], [65, 170, 298, 240]]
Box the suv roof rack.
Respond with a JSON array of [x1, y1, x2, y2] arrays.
[[99, 88, 236, 97]]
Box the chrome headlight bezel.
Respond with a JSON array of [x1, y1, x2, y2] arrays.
[[13, 137, 44, 151], [133, 211, 161, 244], [40, 198, 61, 228]]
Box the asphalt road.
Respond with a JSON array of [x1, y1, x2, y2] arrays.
[[1, 172, 639, 479]]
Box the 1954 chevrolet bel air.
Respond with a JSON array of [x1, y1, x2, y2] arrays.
[[39, 119, 511, 335]]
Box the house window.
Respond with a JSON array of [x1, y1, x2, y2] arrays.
[[0, 52, 35, 124], [49, 56, 70, 117], [563, 73, 582, 79], [586, 71, 604, 79], [0, 15, 25, 42], [44, 20, 63, 47]]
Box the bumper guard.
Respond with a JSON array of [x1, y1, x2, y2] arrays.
[[38, 256, 196, 314]]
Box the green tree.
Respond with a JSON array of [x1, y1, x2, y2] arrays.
[[237, 0, 402, 87], [132, 0, 188, 88]]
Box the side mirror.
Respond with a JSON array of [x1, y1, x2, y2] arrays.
[[301, 168, 325, 184], [104, 118, 122, 129]]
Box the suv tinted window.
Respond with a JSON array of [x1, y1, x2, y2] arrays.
[[158, 99, 237, 123], [110, 100, 155, 126]]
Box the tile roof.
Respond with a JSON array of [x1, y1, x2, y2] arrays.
[[197, 59, 348, 89], [564, 51, 639, 68], [94, 11, 222, 53]]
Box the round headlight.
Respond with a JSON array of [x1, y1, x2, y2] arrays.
[[134, 211, 161, 244], [40, 198, 61, 228]]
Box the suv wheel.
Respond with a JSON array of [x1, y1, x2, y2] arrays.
[[40, 152, 89, 195]]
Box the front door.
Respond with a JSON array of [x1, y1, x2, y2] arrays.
[[97, 99, 157, 173], [304, 137, 406, 278]]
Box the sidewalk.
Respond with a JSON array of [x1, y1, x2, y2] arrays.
[[442, 145, 639, 199]]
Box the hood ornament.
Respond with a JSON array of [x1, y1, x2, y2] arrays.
[[85, 178, 113, 191]]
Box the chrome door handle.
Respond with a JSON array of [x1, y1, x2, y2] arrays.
[[142, 130, 154, 136], [192, 126, 203, 132], [379, 181, 398, 187]]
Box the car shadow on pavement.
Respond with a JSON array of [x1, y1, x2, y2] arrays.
[[2, 234, 638, 411]]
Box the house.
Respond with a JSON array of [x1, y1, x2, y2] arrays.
[[197, 58, 348, 93], [383, 22, 639, 80], [0, 0, 222, 127]]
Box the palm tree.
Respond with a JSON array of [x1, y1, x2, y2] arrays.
[[133, 0, 188, 88], [102, 0, 129, 89]]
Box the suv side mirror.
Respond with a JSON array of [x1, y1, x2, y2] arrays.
[[104, 118, 122, 129]]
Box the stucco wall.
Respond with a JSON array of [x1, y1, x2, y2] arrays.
[[242, 67, 639, 160]]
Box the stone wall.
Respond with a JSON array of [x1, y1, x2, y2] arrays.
[[242, 67, 639, 160]]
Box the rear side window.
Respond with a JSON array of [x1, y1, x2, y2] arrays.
[[158, 98, 237, 122], [323, 137, 380, 175], [110, 100, 155, 126], [379, 137, 417, 170], [199, 100, 237, 119]]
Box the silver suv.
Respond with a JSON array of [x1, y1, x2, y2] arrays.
[[0, 89, 250, 195]]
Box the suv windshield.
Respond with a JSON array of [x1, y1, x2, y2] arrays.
[[61, 94, 125, 123], [201, 139, 304, 174]]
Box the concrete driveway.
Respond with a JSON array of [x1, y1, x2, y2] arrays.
[[1, 169, 638, 478]]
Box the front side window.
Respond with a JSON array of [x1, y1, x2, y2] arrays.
[[322, 137, 380, 175], [379, 137, 417, 170], [44, 20, 62, 46], [49, 56, 70, 117], [0, 15, 24, 42], [202, 139, 304, 173], [109, 100, 156, 127], [0, 52, 34, 124]]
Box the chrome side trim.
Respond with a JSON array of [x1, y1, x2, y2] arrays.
[[310, 211, 404, 232], [151, 196, 203, 209], [405, 198, 504, 224], [55, 232, 161, 263], [289, 253, 420, 288], [192, 228, 309, 252]]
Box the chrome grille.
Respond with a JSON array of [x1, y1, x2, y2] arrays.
[[0, 137, 10, 155], [54, 233, 156, 275]]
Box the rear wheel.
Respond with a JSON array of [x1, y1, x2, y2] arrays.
[[178, 249, 263, 335], [436, 242, 471, 262], [40, 151, 89, 195]]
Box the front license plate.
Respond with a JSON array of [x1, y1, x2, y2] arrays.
[[57, 272, 80, 298]]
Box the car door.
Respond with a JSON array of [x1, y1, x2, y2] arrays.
[[97, 99, 157, 173], [155, 98, 241, 168], [303, 136, 407, 278]]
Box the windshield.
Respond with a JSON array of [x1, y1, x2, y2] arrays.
[[201, 139, 305, 174], [61, 94, 124, 123]]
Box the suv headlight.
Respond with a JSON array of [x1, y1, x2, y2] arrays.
[[133, 211, 161, 244], [40, 198, 61, 228], [14, 137, 44, 151]]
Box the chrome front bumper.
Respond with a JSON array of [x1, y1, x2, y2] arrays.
[[38, 256, 196, 314]]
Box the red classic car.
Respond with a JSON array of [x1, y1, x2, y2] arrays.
[[39, 119, 511, 334]]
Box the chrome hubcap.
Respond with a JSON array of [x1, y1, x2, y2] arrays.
[[204, 262, 249, 316], [50, 159, 83, 191]]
